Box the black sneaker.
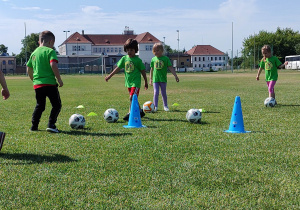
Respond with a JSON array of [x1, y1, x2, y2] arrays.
[[46, 124, 59, 133], [30, 125, 39, 131], [0, 132, 5, 151], [140, 110, 145, 118], [123, 113, 130, 121]]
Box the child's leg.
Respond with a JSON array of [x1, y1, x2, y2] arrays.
[[160, 82, 168, 107], [32, 88, 47, 127], [153, 82, 160, 108], [267, 81, 276, 98], [47, 86, 62, 127]]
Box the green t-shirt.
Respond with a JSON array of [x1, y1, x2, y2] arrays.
[[117, 55, 145, 88], [27, 46, 58, 85], [150, 56, 172, 83], [259, 56, 282, 81]]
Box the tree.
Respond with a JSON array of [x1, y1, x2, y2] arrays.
[[242, 27, 300, 67], [295, 43, 300, 55], [16, 33, 39, 65], [0, 44, 8, 54]]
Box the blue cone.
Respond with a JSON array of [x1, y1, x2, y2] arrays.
[[123, 94, 146, 128], [224, 96, 250, 133]]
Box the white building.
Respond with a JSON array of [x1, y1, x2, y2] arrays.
[[58, 29, 161, 65], [186, 45, 228, 71]]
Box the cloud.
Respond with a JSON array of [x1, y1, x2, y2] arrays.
[[81, 6, 102, 14], [12, 6, 41, 11]]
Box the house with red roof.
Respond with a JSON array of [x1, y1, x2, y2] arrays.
[[186, 45, 228, 71], [58, 28, 161, 70]]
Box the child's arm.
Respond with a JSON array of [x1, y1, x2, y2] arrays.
[[149, 67, 153, 86], [0, 70, 10, 100], [27, 66, 34, 81], [50, 62, 63, 87], [278, 61, 288, 69], [256, 67, 262, 80], [141, 70, 148, 90], [105, 66, 121, 82], [168, 66, 179, 82]]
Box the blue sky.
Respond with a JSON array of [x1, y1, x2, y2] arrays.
[[1, 0, 299, 56]]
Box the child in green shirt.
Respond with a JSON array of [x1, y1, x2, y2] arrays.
[[105, 38, 148, 121], [27, 30, 63, 133]]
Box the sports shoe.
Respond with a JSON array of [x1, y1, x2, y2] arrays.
[[164, 106, 169, 112], [46, 125, 59, 133], [0, 132, 5, 151], [123, 113, 130, 121], [30, 125, 39, 131], [140, 110, 145, 118], [154, 107, 157, 112]]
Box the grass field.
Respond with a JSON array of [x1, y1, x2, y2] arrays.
[[0, 70, 299, 209]]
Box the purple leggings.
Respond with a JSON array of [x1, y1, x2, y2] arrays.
[[266, 80, 276, 93], [153, 82, 167, 108]]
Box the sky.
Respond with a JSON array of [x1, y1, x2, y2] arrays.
[[1, 0, 300, 57]]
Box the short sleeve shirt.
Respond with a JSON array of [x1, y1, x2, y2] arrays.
[[27, 46, 58, 85], [117, 55, 145, 88], [150, 56, 172, 83], [259, 56, 282, 81]]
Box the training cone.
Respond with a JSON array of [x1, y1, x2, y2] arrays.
[[123, 94, 146, 128], [224, 96, 250, 133]]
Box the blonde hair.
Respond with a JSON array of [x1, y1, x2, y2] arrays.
[[152, 43, 164, 53]]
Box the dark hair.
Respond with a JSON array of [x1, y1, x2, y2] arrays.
[[124, 38, 138, 53], [39, 30, 55, 44]]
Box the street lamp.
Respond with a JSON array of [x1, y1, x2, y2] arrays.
[[177, 30, 179, 71], [63, 30, 70, 55], [163, 37, 166, 54]]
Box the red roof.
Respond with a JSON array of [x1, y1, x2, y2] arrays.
[[186, 45, 225, 55], [60, 32, 160, 46]]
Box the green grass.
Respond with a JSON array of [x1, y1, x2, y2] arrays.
[[0, 70, 299, 209]]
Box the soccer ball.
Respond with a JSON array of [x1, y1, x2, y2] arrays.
[[186, 109, 202, 123], [143, 101, 155, 113], [264, 97, 276, 107], [104, 108, 119, 123], [69, 114, 85, 129]]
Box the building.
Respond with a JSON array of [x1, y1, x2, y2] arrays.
[[58, 28, 161, 71], [0, 53, 16, 74], [186, 45, 228, 71]]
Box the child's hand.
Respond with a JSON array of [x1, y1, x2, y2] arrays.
[[175, 76, 179, 82], [284, 61, 288, 65], [1, 88, 10, 100], [149, 80, 153, 86], [58, 80, 63, 87], [144, 83, 148, 90], [256, 76, 259, 81], [105, 76, 110, 82]]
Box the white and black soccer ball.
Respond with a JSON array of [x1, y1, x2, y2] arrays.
[[69, 114, 86, 129], [186, 109, 202, 123], [143, 101, 155, 113], [104, 108, 119, 123], [264, 97, 276, 107]]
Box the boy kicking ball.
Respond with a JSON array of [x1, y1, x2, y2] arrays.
[[0, 69, 10, 151]]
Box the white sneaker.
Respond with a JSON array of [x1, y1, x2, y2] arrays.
[[46, 127, 59, 133], [164, 106, 169, 111], [154, 107, 157, 112]]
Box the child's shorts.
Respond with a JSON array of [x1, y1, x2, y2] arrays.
[[128, 87, 140, 96]]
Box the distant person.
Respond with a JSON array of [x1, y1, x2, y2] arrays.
[[256, 45, 288, 102], [150, 43, 179, 111], [27, 30, 63, 133], [0, 70, 10, 151], [105, 38, 148, 121]]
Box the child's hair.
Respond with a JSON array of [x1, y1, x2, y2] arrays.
[[39, 30, 55, 44], [124, 38, 138, 53], [261, 45, 271, 53], [152, 43, 164, 53]]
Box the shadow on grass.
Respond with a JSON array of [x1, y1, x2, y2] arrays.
[[0, 153, 77, 164], [60, 130, 133, 137], [277, 104, 300, 107]]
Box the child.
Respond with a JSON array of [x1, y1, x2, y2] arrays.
[[256, 45, 288, 101], [105, 38, 148, 121], [27, 30, 63, 133], [0, 70, 10, 151], [150, 43, 179, 111]]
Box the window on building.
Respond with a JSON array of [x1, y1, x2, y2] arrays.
[[215, 57, 217, 60], [203, 57, 205, 61], [8, 60, 14, 65], [94, 48, 97, 53], [194, 64, 197, 68], [2, 61, 6, 65], [72, 46, 77, 51], [194, 57, 197, 61], [115, 48, 118, 52], [219, 57, 221, 60], [99, 48, 101, 52], [199, 64, 201, 67], [223, 57, 225, 60], [186, 59, 189, 62], [107, 48, 109, 52], [111, 48, 113, 52], [211, 57, 213, 60], [203, 64, 206, 67], [119, 48, 122, 52]]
